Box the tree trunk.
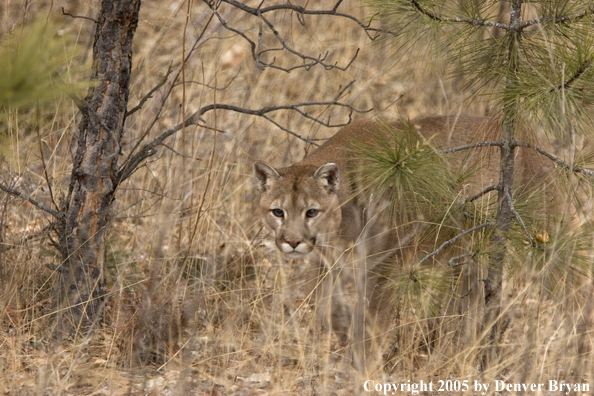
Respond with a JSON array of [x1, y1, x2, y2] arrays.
[[482, 0, 522, 368], [56, 0, 141, 335]]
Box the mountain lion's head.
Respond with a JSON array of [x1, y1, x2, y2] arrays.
[[254, 161, 342, 259]]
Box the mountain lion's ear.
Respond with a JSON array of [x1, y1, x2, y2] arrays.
[[314, 162, 339, 193], [254, 161, 281, 192]]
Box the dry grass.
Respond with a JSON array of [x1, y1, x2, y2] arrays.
[[1, 0, 593, 395]]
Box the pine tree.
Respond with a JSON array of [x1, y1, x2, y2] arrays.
[[367, 0, 594, 367]]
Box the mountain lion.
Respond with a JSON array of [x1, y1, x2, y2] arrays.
[[254, 115, 551, 366]]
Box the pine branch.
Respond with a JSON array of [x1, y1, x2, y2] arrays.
[[410, 0, 510, 30], [0, 181, 60, 218], [519, 6, 594, 30], [513, 141, 594, 179], [418, 222, 495, 265], [410, 0, 442, 21], [438, 141, 504, 155]]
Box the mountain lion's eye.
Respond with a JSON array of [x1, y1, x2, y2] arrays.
[[271, 208, 284, 218], [306, 209, 319, 218]]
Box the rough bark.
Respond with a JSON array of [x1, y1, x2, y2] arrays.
[[55, 0, 141, 335]]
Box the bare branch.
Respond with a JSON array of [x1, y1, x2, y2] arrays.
[[513, 141, 594, 179], [504, 186, 535, 247], [215, 0, 400, 39], [452, 277, 474, 298], [257, 9, 360, 72], [119, 11, 218, 177], [126, 66, 174, 117], [116, 92, 369, 185], [47, 229, 61, 251], [519, 6, 594, 30], [332, 0, 344, 12], [463, 185, 499, 219], [448, 252, 475, 267], [158, 142, 184, 158], [418, 222, 495, 265], [464, 185, 500, 204], [208, 4, 359, 73], [551, 58, 592, 93], [194, 122, 230, 135], [61, 7, 97, 23], [438, 141, 504, 155], [410, 0, 509, 30], [0, 181, 59, 218], [174, 71, 240, 91]]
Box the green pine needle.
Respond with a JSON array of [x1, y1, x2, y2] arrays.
[[350, 119, 457, 228], [0, 18, 85, 111]]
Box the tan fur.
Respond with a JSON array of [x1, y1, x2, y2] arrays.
[[254, 115, 552, 366], [255, 116, 550, 259]]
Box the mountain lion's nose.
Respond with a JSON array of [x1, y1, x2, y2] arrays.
[[285, 238, 301, 249]]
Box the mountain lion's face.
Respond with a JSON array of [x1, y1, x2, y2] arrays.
[[254, 162, 342, 259]]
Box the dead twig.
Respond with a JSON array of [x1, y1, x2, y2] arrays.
[[126, 66, 174, 117], [119, 11, 218, 178], [214, 0, 399, 40], [115, 83, 369, 186], [418, 222, 495, 265], [207, 0, 395, 73], [464, 185, 500, 204], [0, 181, 59, 219], [61, 7, 97, 23]]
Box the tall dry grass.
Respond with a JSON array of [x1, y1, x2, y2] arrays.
[[0, 0, 592, 395]]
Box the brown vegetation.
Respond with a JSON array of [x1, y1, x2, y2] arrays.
[[0, 1, 593, 395]]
